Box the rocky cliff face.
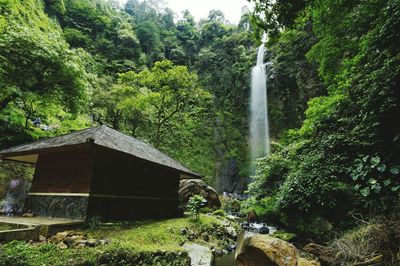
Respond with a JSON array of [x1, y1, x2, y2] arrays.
[[217, 158, 247, 194]]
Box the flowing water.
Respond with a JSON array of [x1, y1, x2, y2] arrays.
[[213, 252, 236, 266], [250, 34, 270, 160]]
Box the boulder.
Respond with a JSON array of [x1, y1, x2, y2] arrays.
[[303, 243, 333, 265], [235, 231, 299, 266], [179, 179, 221, 209], [183, 243, 213, 266], [298, 258, 321, 266]]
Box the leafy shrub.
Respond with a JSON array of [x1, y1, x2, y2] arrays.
[[247, 153, 291, 199], [97, 246, 190, 266], [186, 195, 207, 220], [349, 154, 400, 211], [272, 231, 297, 242], [212, 209, 226, 217], [241, 196, 280, 222], [220, 196, 241, 214]]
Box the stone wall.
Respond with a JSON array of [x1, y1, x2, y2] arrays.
[[25, 195, 89, 220]]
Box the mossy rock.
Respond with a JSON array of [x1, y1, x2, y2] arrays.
[[272, 231, 297, 242]]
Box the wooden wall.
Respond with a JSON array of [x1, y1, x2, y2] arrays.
[[88, 146, 181, 220], [28, 144, 181, 220], [30, 145, 94, 193]]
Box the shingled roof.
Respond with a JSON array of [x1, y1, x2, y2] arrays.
[[0, 125, 200, 178]]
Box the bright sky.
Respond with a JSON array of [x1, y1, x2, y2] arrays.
[[119, 0, 254, 24]]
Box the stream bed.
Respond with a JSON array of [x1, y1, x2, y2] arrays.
[[213, 222, 277, 266], [213, 252, 235, 266]]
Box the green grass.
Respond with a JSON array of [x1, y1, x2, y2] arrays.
[[0, 215, 231, 266], [0, 223, 27, 231], [87, 215, 219, 252]]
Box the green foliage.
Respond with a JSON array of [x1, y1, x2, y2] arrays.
[[91, 59, 215, 178], [251, 0, 307, 36], [0, 1, 89, 113], [1, 0, 261, 186], [186, 195, 207, 220], [247, 153, 291, 198], [212, 209, 226, 217], [194, 20, 255, 182], [247, 0, 400, 242], [266, 23, 326, 137], [240, 196, 280, 222], [0, 161, 34, 200], [271, 231, 297, 242], [0, 216, 236, 265], [220, 196, 241, 214], [349, 155, 400, 207], [0, 240, 97, 266]]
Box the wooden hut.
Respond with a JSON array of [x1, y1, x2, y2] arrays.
[[0, 125, 200, 220]]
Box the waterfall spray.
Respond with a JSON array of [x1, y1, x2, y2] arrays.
[[250, 33, 270, 161]]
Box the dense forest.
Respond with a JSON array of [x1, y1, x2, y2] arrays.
[[243, 0, 400, 242], [0, 0, 399, 264], [0, 0, 260, 187]]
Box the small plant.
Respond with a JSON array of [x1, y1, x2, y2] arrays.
[[186, 195, 207, 220], [85, 216, 102, 230]]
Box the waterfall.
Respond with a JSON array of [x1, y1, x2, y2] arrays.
[[250, 34, 270, 161]]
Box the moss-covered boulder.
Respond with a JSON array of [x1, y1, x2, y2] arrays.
[[179, 179, 221, 210], [235, 231, 299, 266]]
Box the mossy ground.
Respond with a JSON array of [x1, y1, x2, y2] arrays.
[[0, 214, 237, 266], [88, 214, 221, 251]]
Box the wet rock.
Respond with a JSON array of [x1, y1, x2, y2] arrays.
[[86, 239, 97, 247], [303, 243, 333, 265], [48, 231, 69, 244], [298, 258, 321, 266], [46, 231, 108, 249], [259, 226, 270, 234], [235, 231, 299, 266], [183, 243, 213, 266], [179, 179, 221, 209], [57, 242, 68, 249]]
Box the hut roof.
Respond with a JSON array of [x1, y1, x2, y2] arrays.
[[0, 125, 200, 178]]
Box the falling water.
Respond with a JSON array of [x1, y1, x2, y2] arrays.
[[250, 34, 270, 161]]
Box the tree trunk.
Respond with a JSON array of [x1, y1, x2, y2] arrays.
[[155, 124, 161, 148], [25, 116, 30, 128], [0, 95, 16, 111]]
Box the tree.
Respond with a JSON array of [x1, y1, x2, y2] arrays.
[[0, 1, 88, 113], [250, 0, 307, 36], [118, 60, 208, 148], [246, 0, 400, 240], [136, 21, 164, 65], [186, 195, 207, 220], [14, 93, 45, 129]]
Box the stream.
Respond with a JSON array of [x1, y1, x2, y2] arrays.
[[213, 222, 277, 266], [213, 252, 235, 266]]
